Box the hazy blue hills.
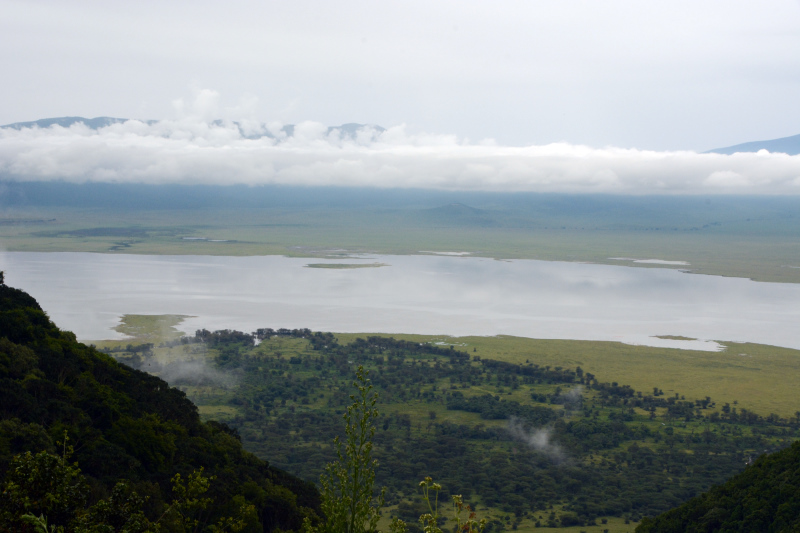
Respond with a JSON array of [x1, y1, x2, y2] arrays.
[[416, 202, 498, 227], [5, 117, 798, 155], [706, 133, 800, 155], [0, 116, 384, 140], [2, 181, 800, 237], [1, 116, 131, 130]]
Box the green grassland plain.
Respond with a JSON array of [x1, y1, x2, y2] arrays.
[[340, 334, 800, 419], [96, 314, 800, 420], [1, 201, 799, 282]]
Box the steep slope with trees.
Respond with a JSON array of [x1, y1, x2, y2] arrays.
[[0, 273, 320, 531], [636, 440, 800, 532]]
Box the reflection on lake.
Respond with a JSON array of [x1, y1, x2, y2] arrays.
[[2, 252, 799, 350]]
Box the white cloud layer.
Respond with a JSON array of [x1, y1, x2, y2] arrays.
[[2, 118, 800, 194]]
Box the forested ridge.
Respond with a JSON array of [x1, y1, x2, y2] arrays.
[[636, 440, 800, 532], [129, 327, 800, 531], [0, 276, 320, 531]]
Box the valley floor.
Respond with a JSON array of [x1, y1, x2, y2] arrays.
[[93, 316, 800, 532]]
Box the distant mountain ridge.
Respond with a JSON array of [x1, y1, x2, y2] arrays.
[[0, 116, 385, 141], [8, 118, 799, 155], [2, 116, 132, 130], [705, 133, 800, 155], [416, 202, 498, 227]]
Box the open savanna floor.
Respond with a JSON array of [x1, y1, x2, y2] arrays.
[[3, 205, 799, 283], [336, 333, 800, 419], [94, 314, 800, 420]]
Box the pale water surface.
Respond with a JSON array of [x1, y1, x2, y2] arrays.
[[2, 252, 799, 351]]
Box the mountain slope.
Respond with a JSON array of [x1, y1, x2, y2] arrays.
[[636, 440, 800, 532], [1, 116, 384, 141], [0, 273, 320, 531], [0, 116, 129, 130], [705, 133, 800, 155], [415, 202, 498, 227]]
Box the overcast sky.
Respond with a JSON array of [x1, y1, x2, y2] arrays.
[[2, 1, 800, 194], [3, 0, 800, 150]]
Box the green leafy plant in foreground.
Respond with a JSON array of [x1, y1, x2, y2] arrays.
[[0, 434, 254, 532], [305, 366, 385, 533], [1, 434, 89, 531], [305, 366, 484, 533], [418, 477, 485, 533]]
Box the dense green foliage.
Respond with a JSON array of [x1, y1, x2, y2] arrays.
[[636, 440, 800, 532], [166, 328, 799, 530], [1, 446, 252, 532], [0, 280, 321, 531], [305, 366, 384, 533]]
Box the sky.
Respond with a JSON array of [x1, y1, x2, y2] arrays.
[[2, 0, 800, 194]]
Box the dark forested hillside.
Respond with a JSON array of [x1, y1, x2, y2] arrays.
[[0, 274, 320, 531], [636, 440, 800, 532]]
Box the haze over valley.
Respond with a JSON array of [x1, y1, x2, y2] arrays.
[[2, 2, 800, 532]]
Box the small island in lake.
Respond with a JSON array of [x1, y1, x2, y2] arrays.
[[304, 262, 389, 269]]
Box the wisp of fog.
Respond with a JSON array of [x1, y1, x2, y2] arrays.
[[506, 417, 568, 465]]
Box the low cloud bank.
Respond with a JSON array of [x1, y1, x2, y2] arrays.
[[2, 118, 800, 194]]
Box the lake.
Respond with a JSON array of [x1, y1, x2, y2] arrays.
[[3, 251, 800, 350]]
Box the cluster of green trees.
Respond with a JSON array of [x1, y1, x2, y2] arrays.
[[0, 278, 320, 531], [174, 328, 798, 529], [301, 365, 486, 533], [1, 443, 255, 532]]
